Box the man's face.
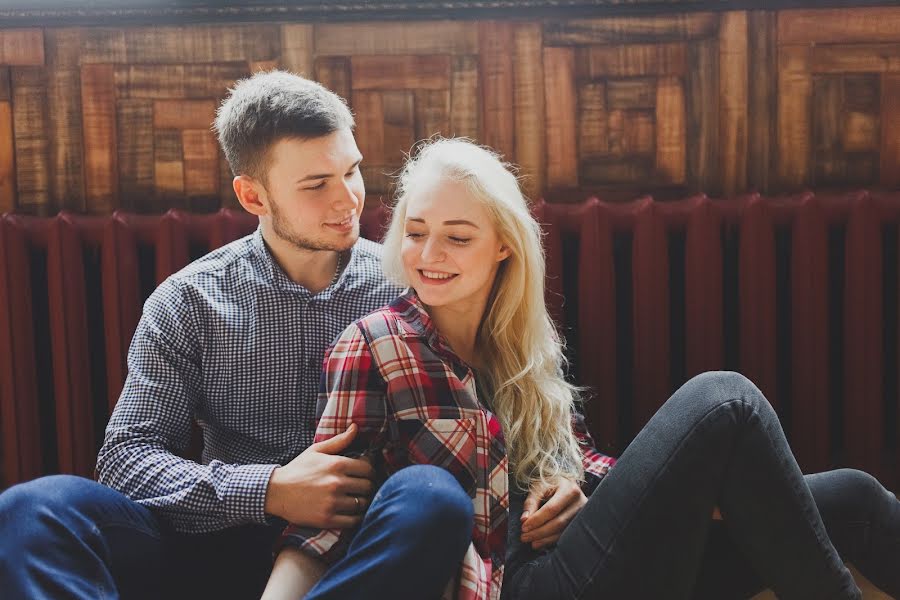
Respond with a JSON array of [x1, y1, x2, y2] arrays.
[[261, 128, 365, 253]]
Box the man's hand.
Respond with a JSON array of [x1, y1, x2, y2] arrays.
[[265, 423, 375, 528], [520, 477, 587, 550]]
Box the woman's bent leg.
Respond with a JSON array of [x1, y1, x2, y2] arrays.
[[305, 465, 473, 600], [806, 469, 900, 597], [693, 469, 900, 599], [504, 371, 859, 600]]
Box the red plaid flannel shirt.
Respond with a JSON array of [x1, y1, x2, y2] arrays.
[[279, 291, 615, 599]]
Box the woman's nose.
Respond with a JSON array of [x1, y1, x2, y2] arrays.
[[420, 237, 445, 262]]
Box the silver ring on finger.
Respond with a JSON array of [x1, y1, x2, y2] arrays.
[[354, 496, 361, 514]]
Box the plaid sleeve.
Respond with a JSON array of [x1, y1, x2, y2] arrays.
[[573, 409, 616, 496], [275, 322, 388, 564]]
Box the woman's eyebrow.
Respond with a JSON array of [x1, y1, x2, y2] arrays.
[[405, 217, 480, 229]]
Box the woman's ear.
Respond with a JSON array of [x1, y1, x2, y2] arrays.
[[233, 175, 268, 217], [497, 244, 512, 262]]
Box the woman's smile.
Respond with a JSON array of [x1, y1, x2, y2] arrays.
[[418, 269, 459, 284]]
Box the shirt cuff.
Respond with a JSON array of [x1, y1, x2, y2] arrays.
[[223, 462, 279, 524]]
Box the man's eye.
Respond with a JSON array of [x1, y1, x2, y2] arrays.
[[306, 181, 326, 190]]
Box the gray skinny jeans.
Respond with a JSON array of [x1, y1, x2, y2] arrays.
[[503, 371, 900, 600]]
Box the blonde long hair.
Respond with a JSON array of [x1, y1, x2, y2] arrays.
[[381, 138, 584, 489]]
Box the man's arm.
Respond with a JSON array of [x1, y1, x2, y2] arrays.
[[96, 279, 277, 533]]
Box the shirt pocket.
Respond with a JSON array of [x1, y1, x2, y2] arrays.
[[396, 417, 478, 497]]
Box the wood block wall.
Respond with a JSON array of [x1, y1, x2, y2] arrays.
[[0, 8, 899, 215]]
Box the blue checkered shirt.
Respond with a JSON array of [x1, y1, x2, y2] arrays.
[[96, 227, 402, 533]]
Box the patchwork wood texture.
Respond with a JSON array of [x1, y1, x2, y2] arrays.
[[1, 9, 899, 214]]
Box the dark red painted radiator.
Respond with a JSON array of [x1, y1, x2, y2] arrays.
[[2, 192, 899, 490]]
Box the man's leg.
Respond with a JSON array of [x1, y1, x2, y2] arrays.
[[165, 521, 285, 599], [0, 475, 166, 600], [306, 464, 474, 600], [503, 371, 860, 600]]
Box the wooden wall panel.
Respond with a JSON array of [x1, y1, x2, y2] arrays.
[[544, 13, 718, 45], [479, 22, 515, 162], [154, 130, 184, 201], [114, 64, 248, 99], [579, 83, 608, 158], [686, 38, 719, 193], [153, 100, 217, 130], [414, 90, 451, 142], [117, 100, 154, 211], [607, 79, 655, 109], [281, 24, 314, 77], [544, 47, 578, 188], [779, 8, 900, 44], [812, 76, 845, 185], [0, 101, 14, 213], [81, 64, 118, 214], [123, 25, 279, 64], [183, 129, 219, 200], [882, 75, 900, 188], [576, 43, 687, 78], [0, 30, 44, 66], [777, 46, 812, 188], [718, 12, 748, 196], [747, 11, 776, 193], [450, 55, 479, 139], [314, 22, 478, 56], [1, 9, 899, 214], [11, 68, 49, 212], [47, 69, 85, 211], [656, 77, 687, 184], [382, 91, 415, 164], [513, 23, 546, 199], [315, 57, 351, 103], [811, 44, 900, 74], [351, 56, 450, 91]]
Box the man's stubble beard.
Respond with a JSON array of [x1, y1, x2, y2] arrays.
[[269, 195, 358, 253]]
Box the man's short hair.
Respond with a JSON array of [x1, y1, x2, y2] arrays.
[[214, 70, 355, 185]]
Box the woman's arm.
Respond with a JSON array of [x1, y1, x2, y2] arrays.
[[261, 547, 328, 600], [267, 323, 389, 589]]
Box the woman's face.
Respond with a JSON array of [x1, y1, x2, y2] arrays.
[[401, 178, 509, 312]]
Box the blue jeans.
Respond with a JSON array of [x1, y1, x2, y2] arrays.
[[0, 465, 471, 599], [504, 371, 900, 600]]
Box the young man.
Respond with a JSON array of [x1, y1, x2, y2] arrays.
[[0, 71, 472, 599]]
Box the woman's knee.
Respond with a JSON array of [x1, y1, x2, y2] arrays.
[[823, 469, 894, 518], [378, 465, 474, 537], [678, 371, 770, 412]]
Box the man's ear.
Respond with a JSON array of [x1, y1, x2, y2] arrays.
[[233, 175, 267, 217]]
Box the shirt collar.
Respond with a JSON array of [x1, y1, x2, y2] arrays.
[[390, 289, 473, 377], [250, 225, 355, 299]]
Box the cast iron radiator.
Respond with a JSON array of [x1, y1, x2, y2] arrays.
[[2, 191, 899, 489]]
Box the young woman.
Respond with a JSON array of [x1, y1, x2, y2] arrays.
[[265, 138, 899, 600]]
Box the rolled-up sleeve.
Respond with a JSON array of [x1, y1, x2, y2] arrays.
[[572, 410, 616, 496]]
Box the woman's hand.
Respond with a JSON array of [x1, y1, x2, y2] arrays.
[[520, 478, 587, 550]]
